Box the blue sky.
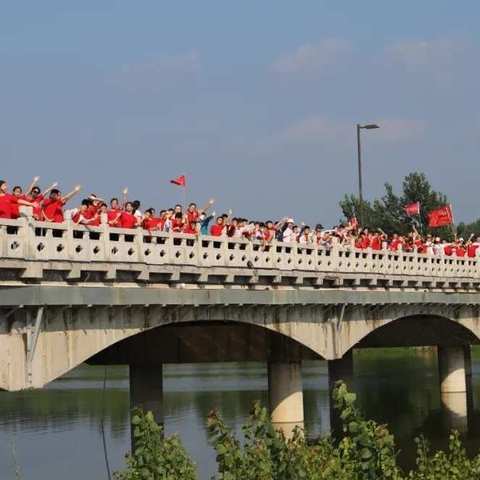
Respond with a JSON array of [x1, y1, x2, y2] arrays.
[[1, 1, 479, 225]]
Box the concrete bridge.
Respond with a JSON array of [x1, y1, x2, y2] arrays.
[[1, 215, 480, 436]]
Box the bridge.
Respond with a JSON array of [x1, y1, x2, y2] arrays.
[[1, 214, 480, 437]]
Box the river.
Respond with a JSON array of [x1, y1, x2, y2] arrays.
[[1, 348, 480, 479]]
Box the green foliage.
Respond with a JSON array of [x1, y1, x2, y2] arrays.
[[408, 433, 480, 480], [332, 381, 402, 479], [339, 172, 453, 238], [118, 386, 480, 480], [207, 402, 346, 480], [114, 408, 197, 480]]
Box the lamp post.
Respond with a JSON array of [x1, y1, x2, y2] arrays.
[[356, 123, 379, 225]]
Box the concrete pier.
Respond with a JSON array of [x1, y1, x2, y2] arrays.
[[268, 361, 304, 438], [328, 350, 354, 435], [438, 346, 470, 432], [129, 364, 164, 445]]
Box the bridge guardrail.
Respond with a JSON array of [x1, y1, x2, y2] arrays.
[[0, 216, 478, 281]]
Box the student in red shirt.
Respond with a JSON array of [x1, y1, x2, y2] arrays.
[[42, 186, 81, 223], [183, 219, 199, 235], [72, 199, 100, 226], [185, 203, 200, 225], [142, 208, 161, 231], [171, 212, 184, 232], [0, 180, 34, 219], [263, 221, 277, 243], [355, 229, 370, 249], [107, 198, 123, 227], [444, 244, 454, 256], [455, 240, 466, 257], [210, 216, 226, 237], [370, 233, 382, 251], [10, 186, 26, 219], [120, 202, 139, 229], [25, 182, 58, 220]]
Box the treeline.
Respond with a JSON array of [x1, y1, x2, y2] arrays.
[[115, 382, 480, 480], [339, 172, 479, 239]]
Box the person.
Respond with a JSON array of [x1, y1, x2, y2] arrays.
[[42, 186, 81, 223], [199, 211, 215, 235], [0, 180, 34, 219], [25, 182, 58, 221], [142, 208, 161, 231], [282, 219, 295, 243], [210, 216, 226, 237], [120, 202, 139, 229], [183, 218, 199, 235], [72, 199, 99, 225], [263, 221, 276, 243], [171, 212, 184, 232], [132, 200, 142, 219], [107, 198, 123, 227], [298, 226, 311, 244], [227, 217, 238, 237]]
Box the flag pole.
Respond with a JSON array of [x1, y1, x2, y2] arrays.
[[449, 203, 456, 239]]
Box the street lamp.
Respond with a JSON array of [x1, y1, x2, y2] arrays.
[[356, 123, 380, 225]]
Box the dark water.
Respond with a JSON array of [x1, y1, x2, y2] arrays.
[[1, 348, 480, 479]]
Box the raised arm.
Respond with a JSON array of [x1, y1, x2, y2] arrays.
[[25, 176, 40, 195], [200, 198, 215, 214], [122, 187, 128, 207], [41, 182, 58, 197], [63, 185, 82, 203]]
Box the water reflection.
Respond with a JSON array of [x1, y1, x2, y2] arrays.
[[0, 348, 479, 480]]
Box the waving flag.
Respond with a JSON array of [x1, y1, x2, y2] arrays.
[[404, 202, 420, 216], [427, 205, 454, 228], [170, 175, 186, 187]]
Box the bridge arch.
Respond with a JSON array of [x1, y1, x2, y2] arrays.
[[341, 309, 480, 355]]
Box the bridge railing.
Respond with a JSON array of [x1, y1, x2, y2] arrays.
[[0, 216, 478, 280]]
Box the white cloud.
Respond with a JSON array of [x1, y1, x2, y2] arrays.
[[271, 39, 351, 75], [385, 39, 465, 72]]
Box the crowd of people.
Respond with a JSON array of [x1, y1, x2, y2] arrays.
[[0, 178, 479, 258]]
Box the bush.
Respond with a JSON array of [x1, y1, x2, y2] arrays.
[[117, 383, 480, 480], [114, 408, 197, 480]]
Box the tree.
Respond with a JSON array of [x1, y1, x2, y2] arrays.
[[339, 172, 453, 238]]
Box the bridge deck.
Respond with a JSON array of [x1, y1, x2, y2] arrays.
[[0, 217, 479, 289]]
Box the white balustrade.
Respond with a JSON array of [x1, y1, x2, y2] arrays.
[[0, 216, 478, 281]]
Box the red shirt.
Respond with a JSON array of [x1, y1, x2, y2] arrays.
[[142, 217, 161, 231], [370, 236, 382, 250], [42, 198, 66, 223], [83, 205, 100, 226], [355, 236, 370, 249], [107, 209, 122, 227], [183, 223, 198, 235], [444, 245, 453, 256], [455, 246, 466, 257], [26, 194, 44, 220], [210, 224, 224, 237], [172, 218, 183, 232], [0, 194, 18, 219], [186, 210, 199, 224], [263, 228, 276, 242], [467, 244, 479, 258], [120, 212, 137, 229]]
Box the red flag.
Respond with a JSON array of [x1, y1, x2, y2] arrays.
[[427, 205, 454, 228], [170, 175, 186, 187], [404, 202, 420, 216]]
